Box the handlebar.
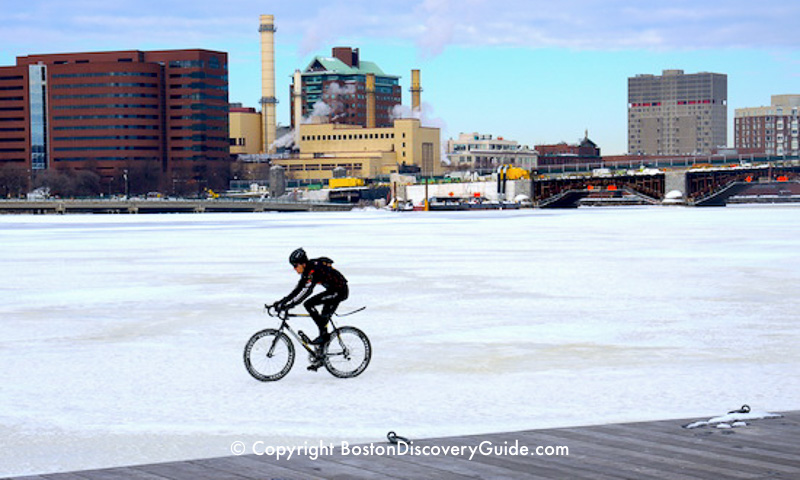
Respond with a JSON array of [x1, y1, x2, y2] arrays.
[[265, 304, 287, 319]]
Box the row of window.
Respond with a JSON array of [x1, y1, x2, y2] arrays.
[[54, 125, 159, 131], [53, 93, 158, 100], [53, 72, 159, 79], [54, 114, 159, 120], [170, 82, 227, 91], [52, 82, 158, 89], [302, 132, 396, 141], [53, 135, 160, 141], [169, 59, 225, 70], [170, 135, 227, 142], [169, 93, 227, 101], [55, 146, 160, 151], [169, 114, 227, 121], [286, 163, 363, 172], [53, 156, 160, 162], [54, 104, 159, 110], [169, 72, 227, 81], [170, 145, 228, 152], [169, 104, 228, 111]]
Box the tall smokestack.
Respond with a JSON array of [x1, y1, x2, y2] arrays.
[[411, 69, 422, 115], [259, 14, 277, 153], [366, 73, 376, 128], [293, 69, 302, 144]]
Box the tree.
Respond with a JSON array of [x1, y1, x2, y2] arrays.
[[0, 164, 30, 197]]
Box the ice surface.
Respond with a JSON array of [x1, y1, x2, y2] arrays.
[[1, 206, 800, 475]]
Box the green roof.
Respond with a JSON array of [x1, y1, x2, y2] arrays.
[[303, 57, 399, 78]]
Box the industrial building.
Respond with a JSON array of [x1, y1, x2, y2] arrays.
[[735, 95, 800, 156], [275, 117, 442, 182], [242, 14, 441, 186], [290, 47, 401, 128], [0, 49, 230, 195], [446, 133, 537, 174], [229, 104, 262, 155], [628, 70, 727, 156]]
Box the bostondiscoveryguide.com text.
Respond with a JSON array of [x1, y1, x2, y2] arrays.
[[230, 439, 569, 461]]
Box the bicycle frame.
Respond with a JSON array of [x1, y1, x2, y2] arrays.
[[265, 305, 349, 358]]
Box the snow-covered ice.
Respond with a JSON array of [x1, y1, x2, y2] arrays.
[[1, 205, 799, 475]]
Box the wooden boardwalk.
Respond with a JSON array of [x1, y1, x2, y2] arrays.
[[6, 411, 799, 479]]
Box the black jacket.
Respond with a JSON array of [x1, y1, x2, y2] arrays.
[[278, 258, 348, 309]]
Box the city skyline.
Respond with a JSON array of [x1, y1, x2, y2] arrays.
[[2, 0, 798, 155]]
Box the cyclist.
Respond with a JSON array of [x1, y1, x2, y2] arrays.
[[271, 248, 349, 369]]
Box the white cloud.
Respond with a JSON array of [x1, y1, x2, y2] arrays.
[[2, 0, 797, 62]]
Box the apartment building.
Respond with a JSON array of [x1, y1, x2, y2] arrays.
[[628, 70, 727, 156], [735, 95, 800, 156]]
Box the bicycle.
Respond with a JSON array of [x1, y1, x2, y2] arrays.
[[244, 305, 372, 381]]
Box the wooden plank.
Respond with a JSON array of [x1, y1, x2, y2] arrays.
[[372, 446, 545, 480], [58, 469, 169, 480], [403, 434, 622, 480], [189, 456, 328, 480], [132, 460, 253, 480], [524, 430, 710, 480], [596, 419, 800, 472]]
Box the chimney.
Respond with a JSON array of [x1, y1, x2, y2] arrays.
[[411, 69, 422, 115], [366, 73, 376, 128], [293, 69, 302, 144], [259, 14, 277, 153], [332, 47, 359, 67]]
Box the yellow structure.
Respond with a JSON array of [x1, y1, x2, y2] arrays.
[[505, 166, 530, 180], [329, 177, 365, 189], [411, 69, 421, 114], [259, 14, 277, 153], [272, 118, 442, 183], [229, 108, 263, 155]]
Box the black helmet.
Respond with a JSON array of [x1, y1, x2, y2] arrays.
[[289, 248, 308, 266]]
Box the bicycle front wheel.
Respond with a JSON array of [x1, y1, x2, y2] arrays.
[[323, 326, 371, 378], [244, 329, 295, 381]]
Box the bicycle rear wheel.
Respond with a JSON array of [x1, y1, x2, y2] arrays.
[[244, 329, 295, 381], [323, 326, 371, 378]]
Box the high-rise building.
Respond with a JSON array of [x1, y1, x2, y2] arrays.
[[734, 95, 800, 156], [290, 47, 400, 128], [0, 49, 229, 194], [628, 69, 727, 156]]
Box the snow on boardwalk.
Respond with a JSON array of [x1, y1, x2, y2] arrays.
[[6, 411, 799, 480]]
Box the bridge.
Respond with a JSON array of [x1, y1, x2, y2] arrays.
[[533, 163, 800, 208], [0, 198, 352, 214]]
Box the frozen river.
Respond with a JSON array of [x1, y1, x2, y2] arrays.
[[1, 206, 799, 476]]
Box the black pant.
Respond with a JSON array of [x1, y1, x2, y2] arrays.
[[303, 285, 348, 335]]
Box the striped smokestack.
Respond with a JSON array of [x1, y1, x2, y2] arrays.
[[259, 14, 277, 153], [411, 69, 422, 115], [366, 73, 376, 128]]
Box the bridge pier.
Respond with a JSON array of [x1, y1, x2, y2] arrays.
[[664, 169, 688, 203]]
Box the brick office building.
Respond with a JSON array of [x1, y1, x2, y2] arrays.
[[0, 49, 229, 196]]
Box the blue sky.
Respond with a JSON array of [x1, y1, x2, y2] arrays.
[[1, 0, 798, 155]]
